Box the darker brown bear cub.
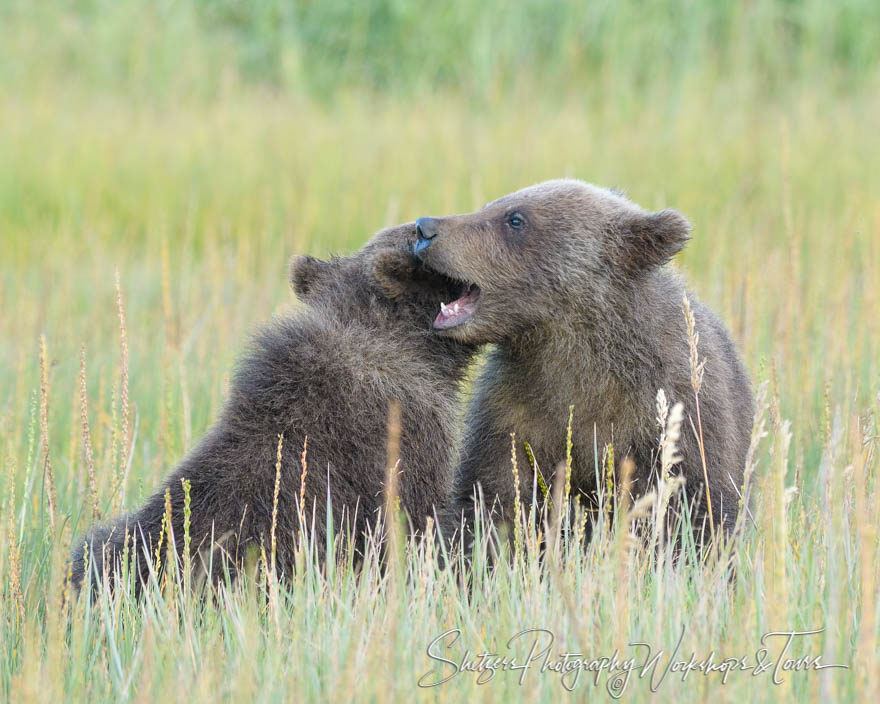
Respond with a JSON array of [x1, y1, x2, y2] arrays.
[[413, 180, 754, 546], [71, 224, 477, 592]]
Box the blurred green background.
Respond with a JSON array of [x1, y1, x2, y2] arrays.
[[1, 0, 878, 513], [4, 0, 880, 98]]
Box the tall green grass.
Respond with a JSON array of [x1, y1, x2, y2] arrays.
[[1, 0, 879, 701], [3, 0, 880, 99]]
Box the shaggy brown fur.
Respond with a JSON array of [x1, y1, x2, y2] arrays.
[[70, 224, 477, 592], [412, 180, 754, 545]]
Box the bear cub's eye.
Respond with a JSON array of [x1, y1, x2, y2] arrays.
[[507, 212, 526, 230]]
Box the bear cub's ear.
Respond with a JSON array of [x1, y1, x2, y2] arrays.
[[290, 255, 332, 299], [369, 249, 419, 299], [622, 209, 691, 270]]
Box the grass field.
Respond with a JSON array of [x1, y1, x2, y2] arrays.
[[1, 1, 879, 701]]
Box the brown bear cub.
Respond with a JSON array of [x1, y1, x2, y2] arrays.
[[71, 224, 477, 592], [412, 180, 754, 546]]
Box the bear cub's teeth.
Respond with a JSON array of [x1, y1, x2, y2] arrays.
[[434, 284, 479, 330]]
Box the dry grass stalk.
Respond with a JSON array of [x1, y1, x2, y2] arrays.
[[604, 442, 615, 516], [383, 401, 402, 554], [258, 538, 269, 588], [683, 294, 715, 547], [564, 404, 574, 504], [547, 460, 567, 565], [115, 267, 130, 455], [655, 398, 684, 550], [298, 435, 309, 534], [153, 488, 170, 577], [5, 453, 25, 631], [734, 381, 769, 534], [109, 382, 121, 514], [509, 432, 523, 566], [420, 516, 435, 600], [181, 477, 192, 596], [523, 441, 540, 542], [660, 399, 684, 482], [79, 344, 100, 523], [162, 487, 174, 592], [270, 433, 283, 579], [655, 388, 669, 458], [381, 401, 403, 702], [39, 334, 57, 530]]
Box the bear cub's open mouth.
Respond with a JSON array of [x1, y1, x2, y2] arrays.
[[435, 282, 480, 330]]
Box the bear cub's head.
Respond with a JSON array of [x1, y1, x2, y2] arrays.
[[410, 179, 691, 344], [289, 222, 479, 329]]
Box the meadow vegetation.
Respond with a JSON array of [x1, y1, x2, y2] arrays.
[[1, 1, 878, 701]]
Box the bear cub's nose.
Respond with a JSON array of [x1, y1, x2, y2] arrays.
[[414, 217, 440, 258], [415, 217, 440, 240]]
